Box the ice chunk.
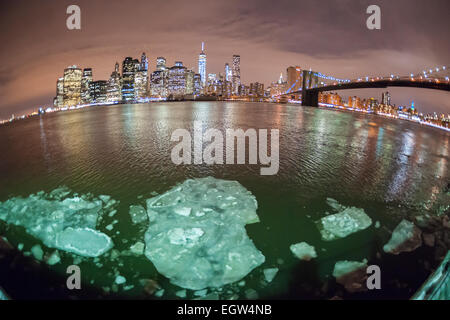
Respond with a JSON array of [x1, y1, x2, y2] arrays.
[[194, 289, 208, 297], [46, 251, 61, 265], [31, 244, 44, 261], [115, 275, 126, 285], [383, 219, 422, 255], [56, 227, 113, 257], [316, 206, 372, 241], [130, 242, 145, 255], [332, 259, 368, 293], [326, 198, 345, 212], [144, 177, 265, 290], [263, 268, 279, 283], [176, 289, 187, 298], [129, 205, 148, 224], [0, 189, 114, 257], [290, 242, 317, 261]]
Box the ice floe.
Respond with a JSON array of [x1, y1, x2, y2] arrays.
[[332, 259, 368, 293], [143, 177, 265, 290], [383, 219, 422, 255], [290, 242, 317, 261], [263, 268, 279, 283], [0, 188, 114, 257], [316, 204, 372, 241]]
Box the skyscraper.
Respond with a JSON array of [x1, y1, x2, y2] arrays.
[[156, 57, 166, 71], [167, 61, 187, 98], [198, 42, 207, 87], [89, 80, 108, 103], [286, 66, 302, 93], [232, 55, 241, 95], [55, 77, 64, 108], [225, 63, 231, 82], [122, 57, 139, 101], [81, 68, 93, 104], [106, 62, 122, 103], [382, 92, 391, 106], [134, 52, 149, 100], [63, 65, 82, 107]]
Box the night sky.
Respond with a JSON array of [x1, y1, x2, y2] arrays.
[[0, 0, 449, 119]]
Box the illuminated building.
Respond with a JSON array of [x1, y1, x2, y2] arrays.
[[198, 42, 207, 87], [122, 57, 139, 102], [225, 63, 231, 82], [193, 73, 202, 96], [150, 70, 167, 97], [55, 77, 64, 108], [382, 92, 391, 106], [232, 55, 241, 95], [81, 68, 93, 103], [156, 57, 166, 71], [167, 61, 187, 98], [106, 62, 122, 103], [63, 65, 82, 107], [286, 66, 302, 93], [249, 82, 264, 97], [134, 52, 149, 100], [89, 80, 108, 103], [269, 73, 287, 97], [186, 70, 195, 95]]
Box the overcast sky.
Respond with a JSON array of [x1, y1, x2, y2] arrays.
[[0, 0, 449, 118]]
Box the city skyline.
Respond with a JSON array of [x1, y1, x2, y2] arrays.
[[0, 0, 449, 118]]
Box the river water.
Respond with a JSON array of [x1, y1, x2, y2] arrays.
[[0, 102, 449, 299]]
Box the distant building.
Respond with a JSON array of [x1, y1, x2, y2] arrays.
[[55, 77, 64, 107], [122, 57, 139, 102], [198, 42, 207, 87], [89, 80, 108, 103], [270, 73, 287, 97], [249, 82, 264, 97], [286, 66, 302, 93], [63, 65, 82, 107], [167, 61, 187, 98], [193, 73, 202, 96], [382, 91, 391, 106], [107, 62, 122, 103], [156, 57, 166, 71], [151, 70, 167, 97], [134, 52, 149, 100], [81, 68, 93, 104], [225, 63, 231, 82], [185, 70, 195, 95], [232, 55, 241, 95]]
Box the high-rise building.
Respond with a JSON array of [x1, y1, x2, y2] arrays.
[[193, 73, 202, 96], [232, 55, 241, 95], [81, 68, 93, 104], [167, 61, 187, 98], [151, 70, 166, 97], [134, 52, 149, 100], [156, 57, 166, 71], [89, 80, 108, 103], [63, 65, 82, 107], [286, 66, 302, 93], [249, 82, 264, 97], [225, 63, 231, 82], [106, 62, 122, 103], [382, 92, 391, 106], [122, 57, 139, 102], [198, 42, 207, 87], [185, 70, 195, 95], [55, 77, 64, 108]]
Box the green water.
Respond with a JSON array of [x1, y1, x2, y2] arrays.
[[0, 102, 449, 299]]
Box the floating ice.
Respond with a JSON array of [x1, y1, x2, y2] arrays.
[[143, 177, 265, 290], [176, 289, 187, 298], [0, 188, 114, 257], [263, 268, 279, 283], [290, 242, 317, 261], [383, 219, 422, 255], [316, 205, 372, 241], [129, 205, 148, 224], [129, 242, 145, 255], [56, 227, 113, 257], [332, 259, 368, 293], [31, 244, 44, 261], [326, 198, 345, 212], [115, 275, 126, 285]]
